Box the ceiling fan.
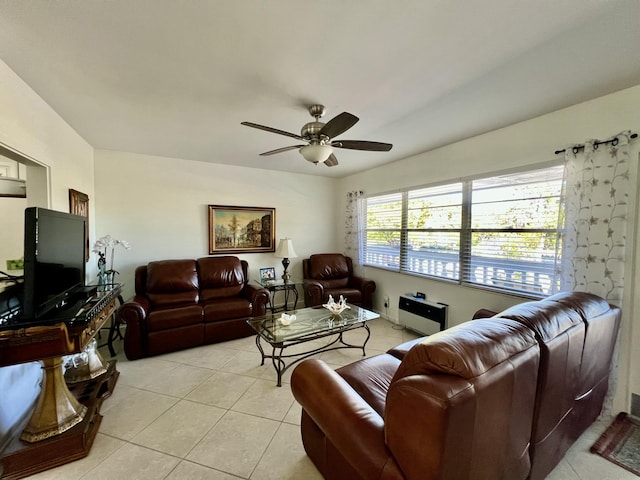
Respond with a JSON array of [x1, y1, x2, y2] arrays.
[[241, 104, 392, 167]]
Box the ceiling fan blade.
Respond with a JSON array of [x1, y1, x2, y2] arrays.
[[259, 145, 305, 156], [324, 153, 339, 167], [332, 140, 393, 152], [319, 112, 359, 138], [241, 121, 303, 140]]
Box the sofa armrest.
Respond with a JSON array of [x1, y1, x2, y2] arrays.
[[291, 359, 401, 479], [349, 275, 376, 309], [472, 308, 498, 319], [242, 284, 269, 316], [117, 295, 151, 360], [349, 275, 375, 293], [303, 280, 324, 307]]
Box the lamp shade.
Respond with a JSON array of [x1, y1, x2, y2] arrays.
[[299, 144, 332, 164], [275, 238, 298, 258]]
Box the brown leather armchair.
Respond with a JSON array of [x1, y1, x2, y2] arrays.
[[302, 253, 376, 310]]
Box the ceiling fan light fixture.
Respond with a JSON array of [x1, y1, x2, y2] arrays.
[[299, 144, 332, 164]]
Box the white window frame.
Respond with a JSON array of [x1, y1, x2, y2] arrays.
[[362, 163, 565, 298]]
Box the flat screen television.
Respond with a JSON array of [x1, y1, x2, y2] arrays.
[[22, 207, 86, 320]]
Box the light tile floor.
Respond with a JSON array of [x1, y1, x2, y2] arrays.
[[24, 318, 633, 479]]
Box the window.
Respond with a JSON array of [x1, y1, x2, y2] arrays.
[[363, 164, 564, 297]]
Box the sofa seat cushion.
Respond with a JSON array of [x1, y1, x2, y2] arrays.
[[146, 305, 203, 332], [336, 354, 401, 417], [203, 298, 253, 322]]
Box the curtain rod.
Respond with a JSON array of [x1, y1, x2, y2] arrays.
[[554, 132, 638, 155]]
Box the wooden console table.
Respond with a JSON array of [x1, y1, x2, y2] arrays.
[[0, 284, 121, 479]]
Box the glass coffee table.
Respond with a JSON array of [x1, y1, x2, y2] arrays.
[[247, 305, 379, 386]]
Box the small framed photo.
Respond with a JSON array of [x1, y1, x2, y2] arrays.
[[260, 267, 276, 282]]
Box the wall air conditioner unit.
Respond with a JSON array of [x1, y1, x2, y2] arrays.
[[399, 294, 448, 336], [0, 177, 26, 198]]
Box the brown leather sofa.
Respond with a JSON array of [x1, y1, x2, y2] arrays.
[[117, 256, 269, 360], [291, 292, 621, 480], [303, 253, 376, 310]]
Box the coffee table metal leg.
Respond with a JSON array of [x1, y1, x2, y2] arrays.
[[270, 344, 286, 387], [337, 323, 371, 356], [255, 335, 266, 365], [361, 323, 371, 356]]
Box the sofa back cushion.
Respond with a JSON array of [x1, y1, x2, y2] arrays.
[[144, 259, 199, 309], [493, 298, 585, 449], [392, 318, 537, 382], [490, 292, 623, 480], [386, 318, 539, 480], [306, 254, 351, 289], [198, 256, 246, 302], [547, 291, 621, 401]]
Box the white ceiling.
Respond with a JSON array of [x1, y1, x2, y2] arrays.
[[0, 0, 639, 178]]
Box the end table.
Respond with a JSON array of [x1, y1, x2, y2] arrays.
[[256, 279, 301, 313]]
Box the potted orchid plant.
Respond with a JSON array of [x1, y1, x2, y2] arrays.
[[92, 235, 131, 288]]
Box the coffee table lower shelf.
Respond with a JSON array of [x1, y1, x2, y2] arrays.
[[254, 323, 371, 387]]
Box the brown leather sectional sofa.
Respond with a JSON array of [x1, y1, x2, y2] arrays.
[[117, 256, 269, 360], [291, 291, 621, 480]]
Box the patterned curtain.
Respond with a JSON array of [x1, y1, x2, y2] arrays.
[[560, 131, 632, 416], [560, 131, 631, 306], [344, 190, 364, 272]]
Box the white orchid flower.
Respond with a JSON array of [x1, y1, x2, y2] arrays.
[[92, 235, 133, 273]]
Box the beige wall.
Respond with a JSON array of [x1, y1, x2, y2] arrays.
[[0, 60, 94, 211], [93, 150, 337, 300], [0, 58, 95, 447], [341, 84, 640, 412], [0, 58, 96, 277]]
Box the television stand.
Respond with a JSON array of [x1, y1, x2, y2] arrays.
[[0, 284, 122, 479]]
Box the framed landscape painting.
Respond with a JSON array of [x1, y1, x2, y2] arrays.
[[208, 205, 275, 254], [69, 188, 90, 262]]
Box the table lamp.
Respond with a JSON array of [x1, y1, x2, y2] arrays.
[[275, 237, 298, 281]]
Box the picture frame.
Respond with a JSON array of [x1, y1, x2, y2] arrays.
[[208, 205, 275, 254], [260, 267, 276, 282], [69, 188, 90, 262]]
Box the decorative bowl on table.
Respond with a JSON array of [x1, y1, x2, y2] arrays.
[[279, 313, 296, 326], [322, 294, 350, 316]]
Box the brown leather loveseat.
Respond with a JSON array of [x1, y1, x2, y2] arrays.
[[303, 253, 376, 310], [291, 291, 621, 480], [117, 256, 269, 360]]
